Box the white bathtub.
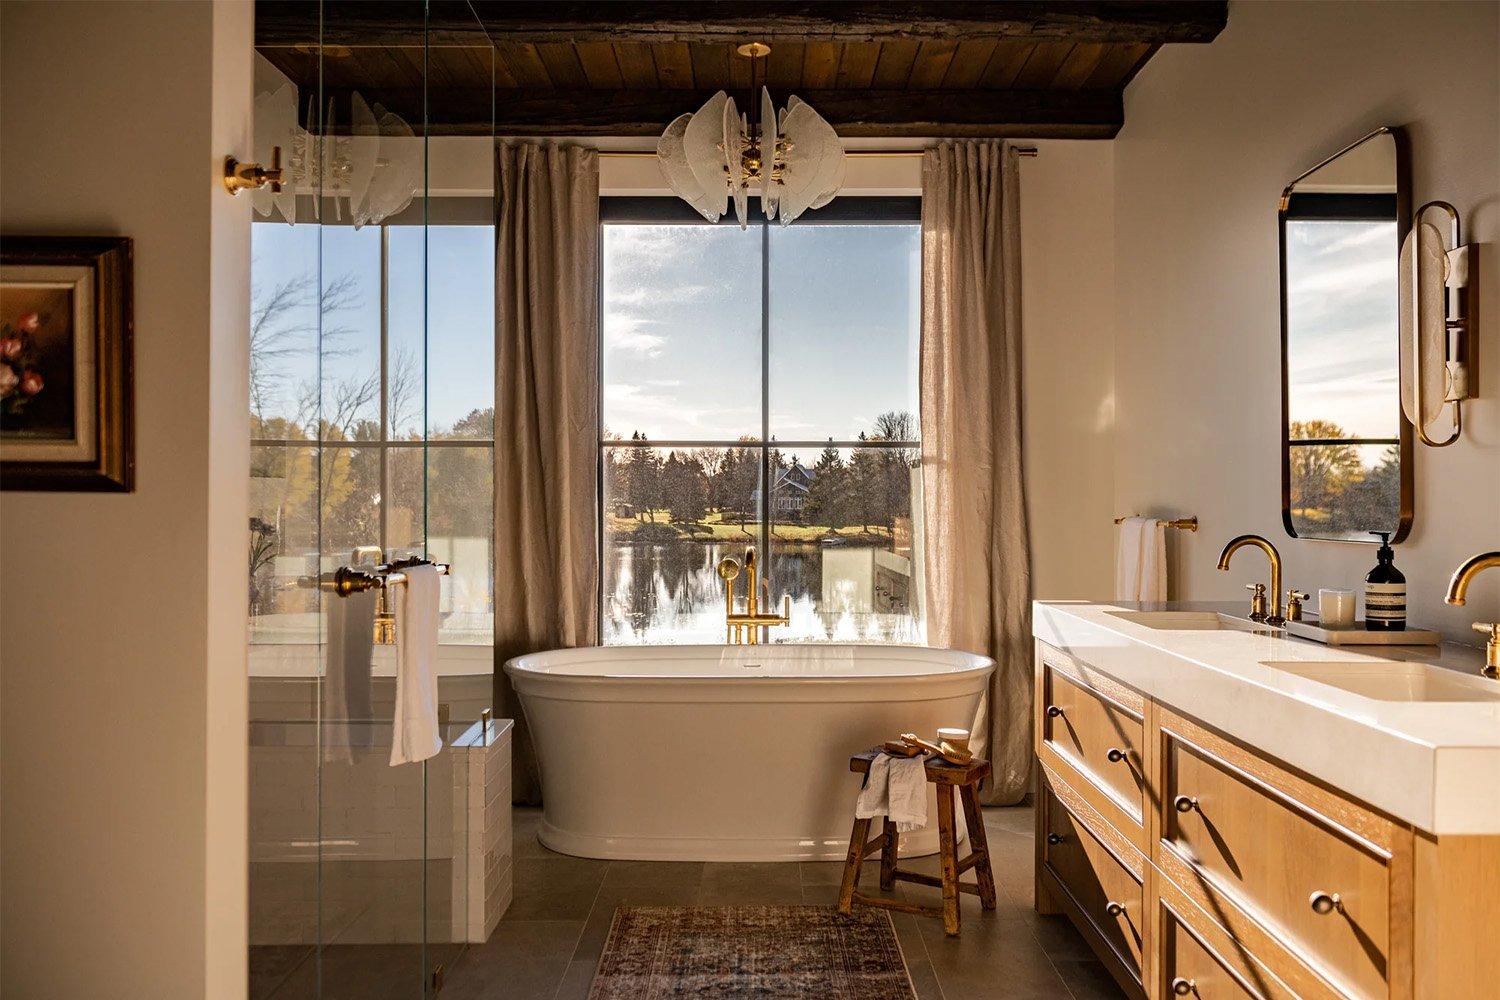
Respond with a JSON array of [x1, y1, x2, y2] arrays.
[[504, 644, 994, 861]]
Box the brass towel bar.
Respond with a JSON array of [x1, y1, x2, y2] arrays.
[[1114, 515, 1199, 532], [300, 558, 451, 598]]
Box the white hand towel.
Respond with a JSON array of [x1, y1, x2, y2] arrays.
[[855, 753, 929, 833], [856, 753, 893, 820], [885, 756, 928, 833], [1115, 516, 1168, 602], [390, 564, 442, 766]]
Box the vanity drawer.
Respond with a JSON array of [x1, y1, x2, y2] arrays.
[[1158, 709, 1411, 1000], [1040, 781, 1146, 993], [1162, 898, 1280, 1000], [1037, 645, 1148, 841]]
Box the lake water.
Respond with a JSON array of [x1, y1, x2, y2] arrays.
[[603, 537, 923, 644]]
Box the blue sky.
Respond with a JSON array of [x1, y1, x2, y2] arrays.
[[252, 219, 919, 443], [1285, 218, 1399, 446], [602, 222, 921, 442], [251, 222, 494, 437]]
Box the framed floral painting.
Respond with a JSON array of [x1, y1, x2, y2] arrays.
[[0, 236, 133, 491]]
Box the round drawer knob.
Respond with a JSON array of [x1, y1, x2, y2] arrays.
[[1171, 977, 1197, 996], [1045, 705, 1064, 718], [1173, 795, 1198, 813], [1310, 891, 1342, 915], [1104, 900, 1125, 917], [1106, 747, 1128, 763], [1046, 833, 1064, 846]]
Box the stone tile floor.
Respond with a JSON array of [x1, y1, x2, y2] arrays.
[[443, 804, 1124, 1000]]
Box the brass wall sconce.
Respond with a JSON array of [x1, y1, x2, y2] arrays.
[[1401, 200, 1479, 447], [223, 145, 284, 195]]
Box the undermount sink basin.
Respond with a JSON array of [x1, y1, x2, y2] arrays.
[[1106, 611, 1264, 632], [1264, 660, 1500, 703]]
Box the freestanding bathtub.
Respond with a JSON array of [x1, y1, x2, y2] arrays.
[[504, 644, 994, 861]]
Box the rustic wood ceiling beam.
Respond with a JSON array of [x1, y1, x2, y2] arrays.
[[318, 87, 1125, 139], [257, 1, 1227, 48]]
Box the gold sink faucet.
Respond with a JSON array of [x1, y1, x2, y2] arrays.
[[1217, 534, 1285, 626], [1444, 551, 1500, 676], [716, 546, 791, 645]]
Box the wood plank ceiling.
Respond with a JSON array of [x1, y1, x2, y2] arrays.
[[255, 2, 1228, 139]]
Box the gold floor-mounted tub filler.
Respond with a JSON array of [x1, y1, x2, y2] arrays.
[[716, 546, 791, 644]]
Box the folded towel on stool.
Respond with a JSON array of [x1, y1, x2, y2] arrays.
[[855, 753, 929, 833]]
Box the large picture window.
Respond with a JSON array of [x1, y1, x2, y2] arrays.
[[600, 198, 923, 644], [249, 221, 496, 645]]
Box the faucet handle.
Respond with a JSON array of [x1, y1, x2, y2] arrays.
[[1286, 589, 1309, 622], [1473, 622, 1498, 637], [1245, 582, 1268, 622]]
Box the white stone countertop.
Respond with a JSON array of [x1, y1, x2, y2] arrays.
[[1033, 600, 1500, 836]]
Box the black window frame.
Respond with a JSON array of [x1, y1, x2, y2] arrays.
[[597, 195, 923, 631]]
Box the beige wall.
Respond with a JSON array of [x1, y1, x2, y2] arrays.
[[1112, 0, 1500, 636], [0, 2, 253, 997], [1021, 141, 1118, 599]]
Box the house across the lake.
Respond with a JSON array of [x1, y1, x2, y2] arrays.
[[751, 460, 812, 515]]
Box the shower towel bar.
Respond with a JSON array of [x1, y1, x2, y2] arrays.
[[299, 558, 451, 597]]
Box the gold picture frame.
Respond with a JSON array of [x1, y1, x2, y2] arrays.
[[0, 236, 133, 491]]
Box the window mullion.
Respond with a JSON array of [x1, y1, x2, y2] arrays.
[[378, 226, 390, 557], [759, 212, 771, 584]]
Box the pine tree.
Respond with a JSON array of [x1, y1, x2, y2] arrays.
[[803, 442, 848, 531]]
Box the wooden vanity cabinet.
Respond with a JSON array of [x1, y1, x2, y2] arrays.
[[1033, 640, 1500, 1000]]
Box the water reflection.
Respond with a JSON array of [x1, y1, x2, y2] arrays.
[[604, 538, 923, 644]]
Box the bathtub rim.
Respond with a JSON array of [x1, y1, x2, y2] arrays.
[[504, 643, 995, 704]]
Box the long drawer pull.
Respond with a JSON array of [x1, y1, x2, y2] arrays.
[[1046, 833, 1064, 845], [1105, 900, 1126, 917], [1045, 705, 1064, 718], [1106, 747, 1129, 763], [1173, 795, 1198, 813], [1310, 891, 1343, 915], [1171, 977, 1197, 996]]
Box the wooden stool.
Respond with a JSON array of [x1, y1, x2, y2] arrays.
[[836, 749, 997, 936]]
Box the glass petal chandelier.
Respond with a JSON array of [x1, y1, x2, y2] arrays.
[[658, 42, 845, 228]]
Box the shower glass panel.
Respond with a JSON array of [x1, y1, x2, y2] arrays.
[[248, 4, 496, 997]]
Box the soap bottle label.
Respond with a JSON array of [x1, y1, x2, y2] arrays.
[[1365, 583, 1406, 627]]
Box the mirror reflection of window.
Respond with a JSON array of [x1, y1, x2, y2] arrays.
[[1280, 129, 1409, 542]]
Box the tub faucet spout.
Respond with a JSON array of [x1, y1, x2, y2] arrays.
[[717, 546, 791, 644]]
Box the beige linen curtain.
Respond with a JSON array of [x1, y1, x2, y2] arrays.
[[920, 140, 1032, 805], [493, 142, 600, 804]]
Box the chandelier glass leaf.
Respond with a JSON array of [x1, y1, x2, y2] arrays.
[[656, 43, 844, 228]]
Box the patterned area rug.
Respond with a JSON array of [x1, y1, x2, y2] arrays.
[[588, 905, 916, 1000]]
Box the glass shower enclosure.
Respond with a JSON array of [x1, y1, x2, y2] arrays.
[[246, 4, 497, 997]]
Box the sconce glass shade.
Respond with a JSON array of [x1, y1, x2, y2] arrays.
[[250, 81, 420, 228]]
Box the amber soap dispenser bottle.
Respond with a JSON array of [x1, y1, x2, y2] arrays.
[[1364, 532, 1406, 631]]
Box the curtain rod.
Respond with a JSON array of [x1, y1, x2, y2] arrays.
[[597, 147, 1038, 159]]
